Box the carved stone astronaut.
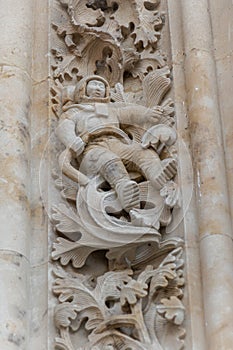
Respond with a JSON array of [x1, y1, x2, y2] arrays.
[[57, 75, 176, 212]]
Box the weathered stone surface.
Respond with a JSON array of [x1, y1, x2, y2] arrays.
[[0, 252, 29, 350], [0, 67, 31, 258]]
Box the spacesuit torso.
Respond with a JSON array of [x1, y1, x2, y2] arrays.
[[63, 102, 121, 139]]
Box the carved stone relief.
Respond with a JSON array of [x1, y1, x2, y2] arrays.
[[50, 1, 185, 349]]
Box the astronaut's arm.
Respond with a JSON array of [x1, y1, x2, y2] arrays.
[[118, 104, 163, 127], [56, 118, 85, 154]]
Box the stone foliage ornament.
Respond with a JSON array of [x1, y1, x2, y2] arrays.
[[51, 0, 185, 349], [53, 248, 185, 350]]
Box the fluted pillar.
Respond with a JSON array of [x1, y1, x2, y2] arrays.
[[0, 1, 33, 349], [181, 0, 233, 348]]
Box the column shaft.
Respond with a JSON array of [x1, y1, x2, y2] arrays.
[[168, 1, 207, 348], [0, 1, 34, 349], [181, 0, 233, 348]]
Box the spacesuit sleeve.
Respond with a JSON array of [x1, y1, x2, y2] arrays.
[[56, 111, 84, 152], [117, 104, 161, 128]]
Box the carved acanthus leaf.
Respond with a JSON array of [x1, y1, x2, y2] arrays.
[[130, 48, 167, 80], [71, 1, 104, 27], [54, 302, 80, 329], [52, 34, 123, 85], [141, 263, 176, 293], [150, 247, 184, 302], [52, 238, 96, 268], [131, 58, 165, 80], [157, 296, 185, 326], [93, 270, 133, 309], [132, 2, 163, 48], [120, 280, 148, 306], [111, 0, 162, 48], [52, 204, 81, 235], [53, 248, 184, 349], [54, 277, 104, 332], [52, 48, 78, 82], [53, 269, 133, 333]]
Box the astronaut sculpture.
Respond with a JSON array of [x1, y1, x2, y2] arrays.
[[51, 70, 180, 270], [56, 75, 177, 213]]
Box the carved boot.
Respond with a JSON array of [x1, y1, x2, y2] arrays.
[[115, 179, 140, 212], [100, 159, 140, 212], [152, 158, 177, 189]]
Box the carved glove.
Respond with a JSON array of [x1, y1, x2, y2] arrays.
[[71, 137, 86, 157], [150, 106, 164, 120]]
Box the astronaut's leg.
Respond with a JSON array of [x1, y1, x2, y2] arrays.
[[138, 154, 177, 189], [80, 146, 140, 211], [100, 158, 140, 211], [114, 142, 177, 190]]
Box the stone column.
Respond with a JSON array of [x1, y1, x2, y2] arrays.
[[209, 0, 233, 229], [168, 1, 207, 349], [30, 1, 50, 349], [181, 0, 233, 349], [0, 1, 33, 349]]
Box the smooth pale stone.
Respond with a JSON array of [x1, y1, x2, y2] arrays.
[[0, 67, 31, 259], [183, 245, 206, 350], [30, 264, 48, 350], [200, 234, 233, 350], [0, 251, 29, 350], [0, 2, 33, 350], [0, 0, 33, 75], [181, 0, 213, 52], [184, 42, 232, 240], [30, 81, 49, 267], [214, 55, 233, 229], [29, 2, 49, 349], [32, 1, 49, 82], [209, 0, 233, 60]]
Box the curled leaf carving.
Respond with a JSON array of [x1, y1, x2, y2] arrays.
[[157, 296, 185, 326]]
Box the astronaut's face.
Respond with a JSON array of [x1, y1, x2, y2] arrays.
[[86, 79, 106, 98]]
